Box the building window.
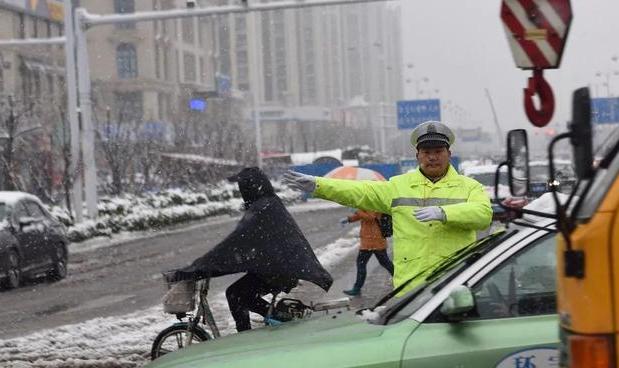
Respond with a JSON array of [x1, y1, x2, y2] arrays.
[[182, 18, 194, 44], [183, 52, 196, 82], [114, 0, 136, 29], [154, 43, 160, 79], [47, 74, 54, 96], [33, 71, 41, 98], [175, 50, 180, 82], [157, 92, 166, 120], [116, 43, 138, 79], [199, 56, 205, 84], [114, 91, 143, 122], [163, 47, 170, 81], [18, 14, 25, 38]]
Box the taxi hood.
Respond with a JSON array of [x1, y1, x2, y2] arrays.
[[147, 311, 403, 368]]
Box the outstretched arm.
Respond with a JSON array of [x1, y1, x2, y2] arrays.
[[313, 178, 394, 215]]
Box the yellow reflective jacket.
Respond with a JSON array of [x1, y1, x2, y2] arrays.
[[314, 165, 492, 294]]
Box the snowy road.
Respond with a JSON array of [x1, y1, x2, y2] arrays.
[[0, 202, 393, 367]]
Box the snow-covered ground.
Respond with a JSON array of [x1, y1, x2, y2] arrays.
[[0, 201, 358, 368]]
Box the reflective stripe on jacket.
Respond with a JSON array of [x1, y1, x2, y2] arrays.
[[314, 165, 492, 294]]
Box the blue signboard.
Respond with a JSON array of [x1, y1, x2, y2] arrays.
[[189, 98, 207, 112], [591, 97, 619, 124], [397, 99, 441, 130]]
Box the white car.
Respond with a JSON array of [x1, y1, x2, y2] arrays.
[[463, 164, 510, 201], [528, 160, 576, 197]]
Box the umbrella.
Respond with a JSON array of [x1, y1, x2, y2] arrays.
[[324, 166, 386, 181]]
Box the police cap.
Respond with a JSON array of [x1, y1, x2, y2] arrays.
[[410, 121, 455, 149]]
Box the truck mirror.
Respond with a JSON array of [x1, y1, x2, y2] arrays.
[[507, 129, 530, 197], [570, 87, 594, 180]]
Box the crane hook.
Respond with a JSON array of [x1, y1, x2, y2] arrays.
[[523, 69, 555, 127]]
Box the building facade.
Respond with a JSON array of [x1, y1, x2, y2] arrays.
[[0, 0, 404, 159], [210, 1, 404, 155]]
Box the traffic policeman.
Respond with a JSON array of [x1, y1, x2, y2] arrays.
[[283, 121, 492, 294]]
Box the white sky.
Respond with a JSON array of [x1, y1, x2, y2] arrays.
[[400, 0, 619, 134]]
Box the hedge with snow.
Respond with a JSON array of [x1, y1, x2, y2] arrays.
[[49, 180, 301, 243]]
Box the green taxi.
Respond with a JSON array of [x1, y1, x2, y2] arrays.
[[146, 218, 558, 368]]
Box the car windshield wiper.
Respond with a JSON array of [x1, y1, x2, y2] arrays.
[[424, 230, 509, 281], [371, 230, 511, 312]]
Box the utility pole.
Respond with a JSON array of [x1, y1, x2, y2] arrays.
[[75, 8, 98, 218], [485, 88, 504, 149], [63, 0, 83, 222]]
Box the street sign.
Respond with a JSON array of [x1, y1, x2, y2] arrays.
[[591, 97, 619, 124], [189, 98, 207, 112], [501, 0, 572, 69], [397, 99, 441, 130]]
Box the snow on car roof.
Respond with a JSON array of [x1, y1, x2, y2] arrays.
[[463, 164, 506, 175], [0, 191, 41, 206], [521, 192, 570, 223], [529, 159, 573, 166]]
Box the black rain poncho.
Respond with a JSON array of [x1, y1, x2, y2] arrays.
[[168, 167, 333, 292]]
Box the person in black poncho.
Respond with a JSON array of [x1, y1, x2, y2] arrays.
[[168, 167, 333, 332]]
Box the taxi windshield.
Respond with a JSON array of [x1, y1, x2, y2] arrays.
[[370, 229, 518, 325]]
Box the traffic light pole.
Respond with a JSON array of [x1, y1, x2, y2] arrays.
[[64, 1, 84, 223], [75, 8, 98, 219]]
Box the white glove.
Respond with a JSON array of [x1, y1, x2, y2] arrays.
[[414, 206, 446, 223], [283, 171, 317, 193], [339, 217, 349, 226]]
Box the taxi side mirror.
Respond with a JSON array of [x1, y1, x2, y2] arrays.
[[440, 285, 475, 320]]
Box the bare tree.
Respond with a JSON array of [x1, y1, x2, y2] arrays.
[[0, 95, 40, 191], [50, 102, 83, 216], [93, 100, 137, 195]]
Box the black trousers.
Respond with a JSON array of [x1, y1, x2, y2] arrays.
[[225, 274, 277, 332], [353, 249, 394, 290]]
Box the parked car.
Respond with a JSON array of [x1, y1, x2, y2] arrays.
[[0, 191, 69, 289], [146, 214, 559, 368], [528, 159, 576, 197]]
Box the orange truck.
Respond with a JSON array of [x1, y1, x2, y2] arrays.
[[499, 87, 619, 367]]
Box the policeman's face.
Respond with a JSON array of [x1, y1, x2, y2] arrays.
[[416, 146, 451, 178]]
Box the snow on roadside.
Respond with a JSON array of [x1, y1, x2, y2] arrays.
[[0, 226, 359, 368], [69, 199, 344, 255]]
